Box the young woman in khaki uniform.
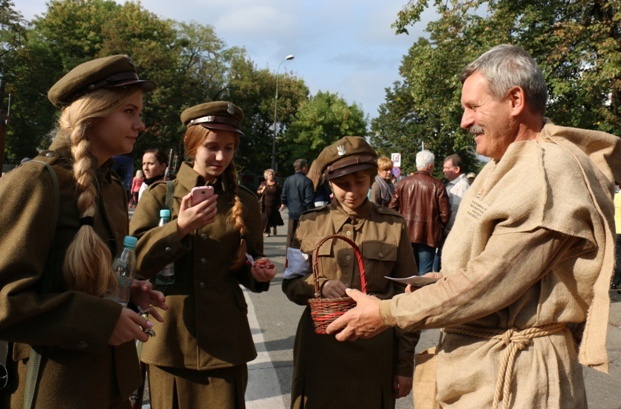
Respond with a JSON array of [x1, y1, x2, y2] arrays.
[[282, 136, 419, 409], [0, 55, 165, 408], [130, 101, 276, 409]]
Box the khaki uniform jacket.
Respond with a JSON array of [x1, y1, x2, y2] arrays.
[[0, 139, 139, 408], [129, 162, 267, 370], [282, 200, 419, 409], [380, 121, 621, 408]]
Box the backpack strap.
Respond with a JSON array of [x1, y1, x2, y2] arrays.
[[164, 180, 175, 212], [22, 160, 60, 409]]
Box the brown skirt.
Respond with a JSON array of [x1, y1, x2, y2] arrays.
[[148, 364, 248, 409]]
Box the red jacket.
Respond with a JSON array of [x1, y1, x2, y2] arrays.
[[389, 171, 451, 247]]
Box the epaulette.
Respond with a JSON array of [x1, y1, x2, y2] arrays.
[[33, 151, 61, 166], [374, 205, 404, 219]]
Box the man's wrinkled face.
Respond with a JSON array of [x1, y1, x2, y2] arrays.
[[460, 71, 516, 161]]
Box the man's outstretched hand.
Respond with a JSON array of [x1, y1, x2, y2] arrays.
[[326, 288, 388, 341]]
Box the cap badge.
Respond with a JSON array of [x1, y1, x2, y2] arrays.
[[227, 103, 235, 115], [125, 55, 136, 70], [337, 145, 346, 156]]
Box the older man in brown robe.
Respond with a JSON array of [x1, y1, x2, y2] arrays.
[[327, 44, 621, 409]]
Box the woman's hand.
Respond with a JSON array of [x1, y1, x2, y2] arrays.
[[176, 192, 218, 239], [130, 280, 168, 322], [321, 280, 348, 298], [251, 258, 276, 282], [108, 308, 153, 346]]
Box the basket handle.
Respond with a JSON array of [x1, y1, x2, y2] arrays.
[[312, 234, 367, 297]]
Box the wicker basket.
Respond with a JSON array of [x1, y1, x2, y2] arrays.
[[307, 234, 367, 334]]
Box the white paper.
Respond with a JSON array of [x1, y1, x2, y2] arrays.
[[384, 275, 439, 287], [283, 247, 311, 279]]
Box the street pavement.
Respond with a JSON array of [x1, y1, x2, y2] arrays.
[[138, 209, 621, 408]]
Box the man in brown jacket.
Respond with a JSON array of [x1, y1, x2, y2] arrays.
[[389, 150, 451, 274], [328, 44, 621, 409]]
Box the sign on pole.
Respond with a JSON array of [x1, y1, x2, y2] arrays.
[[391, 153, 401, 167]]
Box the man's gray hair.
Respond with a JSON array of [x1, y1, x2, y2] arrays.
[[416, 150, 435, 169], [460, 44, 548, 115]]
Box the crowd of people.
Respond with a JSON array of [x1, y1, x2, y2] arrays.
[[0, 43, 619, 409]]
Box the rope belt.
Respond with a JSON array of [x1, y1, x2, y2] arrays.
[[443, 323, 566, 409]]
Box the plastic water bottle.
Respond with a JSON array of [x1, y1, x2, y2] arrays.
[[108, 235, 137, 307], [155, 209, 175, 286]]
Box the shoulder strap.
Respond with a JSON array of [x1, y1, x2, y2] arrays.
[[23, 160, 60, 409], [30, 160, 60, 291], [165, 180, 174, 212]]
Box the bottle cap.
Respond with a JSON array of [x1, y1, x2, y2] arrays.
[[160, 209, 171, 219], [123, 235, 138, 249]]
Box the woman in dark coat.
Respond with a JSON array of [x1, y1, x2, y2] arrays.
[[130, 101, 277, 409], [0, 55, 165, 409], [257, 168, 284, 236]]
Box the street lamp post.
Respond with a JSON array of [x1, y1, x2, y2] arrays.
[[271, 54, 294, 171]]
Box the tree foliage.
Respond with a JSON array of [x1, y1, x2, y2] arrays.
[[0, 0, 347, 179], [381, 0, 621, 174], [281, 91, 367, 174]]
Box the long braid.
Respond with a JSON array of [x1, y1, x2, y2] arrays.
[[57, 90, 128, 296], [222, 162, 249, 269]]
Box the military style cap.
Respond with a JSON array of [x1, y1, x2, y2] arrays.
[[317, 136, 377, 180], [48, 55, 156, 108], [180, 101, 244, 135]]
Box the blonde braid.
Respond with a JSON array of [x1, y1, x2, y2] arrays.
[[58, 94, 119, 297], [223, 163, 249, 269]]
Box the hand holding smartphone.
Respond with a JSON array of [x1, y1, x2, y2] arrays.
[[191, 186, 214, 206]]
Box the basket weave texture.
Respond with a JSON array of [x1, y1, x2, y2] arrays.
[[307, 235, 367, 334]]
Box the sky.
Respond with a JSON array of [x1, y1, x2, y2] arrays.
[[15, 0, 438, 120]]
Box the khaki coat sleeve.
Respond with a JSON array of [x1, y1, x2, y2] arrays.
[[0, 162, 122, 353]]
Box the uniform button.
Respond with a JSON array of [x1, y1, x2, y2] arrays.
[[45, 152, 53, 157], [165, 247, 173, 253], [346, 231, 351, 236], [199, 282, 205, 288], [200, 258, 207, 264], [378, 252, 384, 258], [201, 234, 208, 240], [346, 255, 351, 261], [76, 341, 88, 349]]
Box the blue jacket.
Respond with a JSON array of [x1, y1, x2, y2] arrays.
[[281, 172, 315, 220]]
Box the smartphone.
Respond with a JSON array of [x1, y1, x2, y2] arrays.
[[191, 186, 214, 206]]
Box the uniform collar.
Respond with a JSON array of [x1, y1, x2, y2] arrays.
[[330, 199, 372, 232]]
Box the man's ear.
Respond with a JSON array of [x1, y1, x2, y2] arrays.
[[508, 86, 526, 116]]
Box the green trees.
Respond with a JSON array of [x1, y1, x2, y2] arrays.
[[0, 0, 364, 178], [376, 0, 620, 174], [281, 91, 367, 173]]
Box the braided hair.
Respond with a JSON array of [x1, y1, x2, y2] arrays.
[[56, 87, 139, 296]]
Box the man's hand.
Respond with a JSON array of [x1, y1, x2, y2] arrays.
[[326, 288, 387, 341]]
